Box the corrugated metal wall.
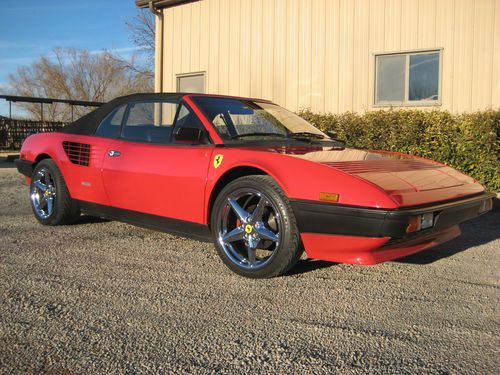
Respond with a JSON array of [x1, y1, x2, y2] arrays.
[[158, 0, 499, 113]]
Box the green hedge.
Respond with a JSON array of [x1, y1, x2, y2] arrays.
[[298, 109, 500, 192]]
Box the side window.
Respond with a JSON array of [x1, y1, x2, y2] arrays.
[[122, 101, 179, 143], [95, 105, 126, 138]]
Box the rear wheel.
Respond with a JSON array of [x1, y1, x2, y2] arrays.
[[30, 159, 80, 225], [211, 175, 302, 278]]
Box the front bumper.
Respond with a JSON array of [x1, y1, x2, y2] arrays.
[[291, 192, 495, 264], [14, 159, 34, 177], [291, 192, 495, 239], [299, 225, 462, 265]]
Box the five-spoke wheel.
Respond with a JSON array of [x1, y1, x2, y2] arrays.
[[29, 159, 80, 225], [218, 190, 281, 270], [30, 168, 56, 219], [211, 175, 302, 278]]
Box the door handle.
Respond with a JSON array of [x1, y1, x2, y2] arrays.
[[108, 150, 121, 157]]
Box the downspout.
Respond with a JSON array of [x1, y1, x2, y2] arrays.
[[149, 1, 163, 93]]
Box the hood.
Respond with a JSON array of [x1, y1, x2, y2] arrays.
[[241, 145, 482, 206]]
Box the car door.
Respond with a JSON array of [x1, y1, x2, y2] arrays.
[[101, 100, 213, 224], [60, 104, 127, 206]]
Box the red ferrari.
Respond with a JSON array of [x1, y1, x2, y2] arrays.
[[15, 93, 494, 278]]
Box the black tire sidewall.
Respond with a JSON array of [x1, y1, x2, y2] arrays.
[[30, 159, 75, 225], [211, 176, 301, 278]]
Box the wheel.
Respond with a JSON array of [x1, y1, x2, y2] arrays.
[[30, 159, 80, 225], [211, 175, 302, 278]]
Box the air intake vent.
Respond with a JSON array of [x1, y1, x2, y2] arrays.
[[323, 159, 441, 174], [62, 141, 91, 166]]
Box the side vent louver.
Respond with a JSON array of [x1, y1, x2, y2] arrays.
[[62, 141, 91, 166]]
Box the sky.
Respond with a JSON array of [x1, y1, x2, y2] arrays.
[[0, 0, 144, 117]]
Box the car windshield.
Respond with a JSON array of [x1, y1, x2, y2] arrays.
[[192, 97, 334, 144]]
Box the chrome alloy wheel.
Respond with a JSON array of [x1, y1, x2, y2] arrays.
[[217, 190, 282, 269], [30, 168, 56, 219]]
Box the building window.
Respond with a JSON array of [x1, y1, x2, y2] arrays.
[[375, 50, 441, 106], [177, 72, 205, 93]]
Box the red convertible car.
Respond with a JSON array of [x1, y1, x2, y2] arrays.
[[15, 93, 494, 278]]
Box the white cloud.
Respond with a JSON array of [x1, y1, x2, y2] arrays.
[[88, 46, 147, 56]]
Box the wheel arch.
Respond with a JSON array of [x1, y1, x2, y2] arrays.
[[207, 166, 275, 226], [34, 153, 53, 164], [32, 152, 67, 188]]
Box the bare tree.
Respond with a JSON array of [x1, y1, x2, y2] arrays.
[[8, 48, 153, 121], [126, 9, 155, 74]]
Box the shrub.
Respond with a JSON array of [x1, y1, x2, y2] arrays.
[[298, 109, 500, 192]]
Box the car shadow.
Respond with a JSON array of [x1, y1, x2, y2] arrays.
[[0, 156, 17, 169], [72, 215, 110, 225], [396, 212, 500, 264], [285, 259, 336, 276]]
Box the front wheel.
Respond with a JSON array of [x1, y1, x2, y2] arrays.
[[211, 175, 302, 278]]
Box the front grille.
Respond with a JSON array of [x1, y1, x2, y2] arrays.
[[62, 141, 90, 166]]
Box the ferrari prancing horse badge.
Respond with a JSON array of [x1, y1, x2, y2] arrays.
[[213, 154, 224, 168]]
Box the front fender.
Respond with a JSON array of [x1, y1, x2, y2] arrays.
[[204, 148, 398, 224]]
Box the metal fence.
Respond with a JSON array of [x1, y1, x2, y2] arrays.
[[0, 118, 67, 150]]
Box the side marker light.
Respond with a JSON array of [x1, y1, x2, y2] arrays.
[[319, 192, 340, 202]]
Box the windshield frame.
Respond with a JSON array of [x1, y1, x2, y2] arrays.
[[189, 95, 343, 147]]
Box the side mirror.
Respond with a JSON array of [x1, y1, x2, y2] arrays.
[[174, 126, 208, 144], [326, 130, 337, 139], [326, 130, 345, 144]]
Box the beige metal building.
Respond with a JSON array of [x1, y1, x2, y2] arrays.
[[137, 0, 500, 113]]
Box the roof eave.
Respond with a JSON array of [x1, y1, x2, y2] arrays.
[[135, 0, 200, 9]]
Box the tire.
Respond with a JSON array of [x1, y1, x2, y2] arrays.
[[211, 175, 302, 278], [29, 159, 80, 225]]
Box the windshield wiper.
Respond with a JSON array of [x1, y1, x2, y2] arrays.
[[289, 132, 327, 140], [229, 132, 287, 139], [289, 131, 345, 147]]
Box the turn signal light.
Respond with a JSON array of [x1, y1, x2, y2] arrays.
[[406, 216, 421, 233], [319, 192, 340, 202], [406, 213, 435, 233]]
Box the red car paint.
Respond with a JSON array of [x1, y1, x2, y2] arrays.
[[18, 93, 492, 265], [301, 226, 461, 265]]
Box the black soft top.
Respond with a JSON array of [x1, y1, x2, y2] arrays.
[[60, 93, 186, 135]]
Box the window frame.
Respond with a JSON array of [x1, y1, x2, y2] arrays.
[[373, 48, 443, 107]]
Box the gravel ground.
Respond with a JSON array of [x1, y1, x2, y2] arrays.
[[1, 163, 499, 374]]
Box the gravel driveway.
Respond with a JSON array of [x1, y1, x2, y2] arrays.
[[1, 163, 499, 374]]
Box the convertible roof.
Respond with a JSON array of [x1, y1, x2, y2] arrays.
[[60, 92, 274, 135], [60, 93, 185, 135]]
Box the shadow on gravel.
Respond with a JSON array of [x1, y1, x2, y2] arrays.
[[285, 259, 336, 276], [0, 157, 16, 169], [72, 215, 110, 225], [397, 212, 500, 265]]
